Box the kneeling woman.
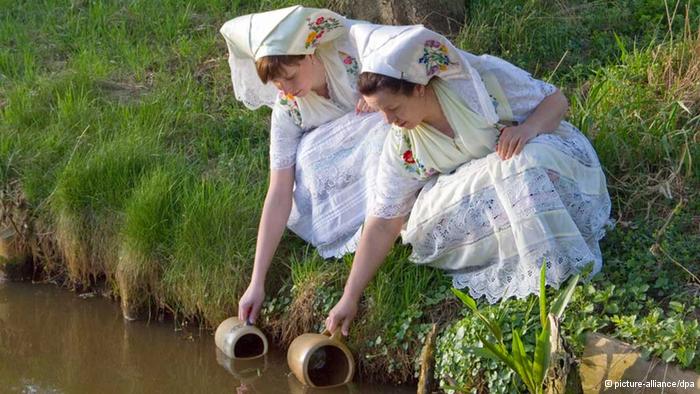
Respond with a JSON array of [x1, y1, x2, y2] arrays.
[[220, 6, 389, 324], [326, 24, 611, 334]]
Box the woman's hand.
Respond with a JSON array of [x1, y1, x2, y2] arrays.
[[496, 123, 539, 160], [324, 215, 403, 336], [356, 97, 376, 113], [238, 282, 265, 324], [325, 295, 359, 336]]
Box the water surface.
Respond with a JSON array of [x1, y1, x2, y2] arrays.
[[0, 278, 413, 393]]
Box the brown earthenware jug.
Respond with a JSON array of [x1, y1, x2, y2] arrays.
[[215, 317, 268, 359], [287, 329, 355, 388]]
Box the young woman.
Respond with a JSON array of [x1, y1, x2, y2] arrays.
[[326, 24, 611, 335], [220, 6, 389, 323]]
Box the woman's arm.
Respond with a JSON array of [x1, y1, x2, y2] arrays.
[[238, 166, 295, 323], [497, 89, 568, 160], [325, 214, 405, 335]]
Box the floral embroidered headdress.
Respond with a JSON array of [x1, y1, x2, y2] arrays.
[[349, 24, 498, 124], [220, 6, 348, 110]]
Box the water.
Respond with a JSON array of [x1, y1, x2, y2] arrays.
[[0, 278, 414, 393]]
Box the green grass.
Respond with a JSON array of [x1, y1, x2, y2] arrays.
[[1, 0, 699, 388]]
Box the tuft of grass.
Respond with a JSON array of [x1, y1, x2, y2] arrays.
[[51, 133, 161, 283], [162, 171, 264, 325], [117, 164, 189, 319]]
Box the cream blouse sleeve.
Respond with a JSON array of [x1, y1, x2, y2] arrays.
[[473, 54, 558, 123], [269, 94, 304, 170], [369, 127, 431, 219]]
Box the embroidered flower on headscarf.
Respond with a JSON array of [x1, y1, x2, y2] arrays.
[[304, 16, 341, 49], [339, 51, 359, 76], [305, 31, 317, 45], [418, 39, 457, 77]]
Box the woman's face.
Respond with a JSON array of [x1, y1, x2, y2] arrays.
[[362, 87, 427, 129], [271, 55, 315, 97]]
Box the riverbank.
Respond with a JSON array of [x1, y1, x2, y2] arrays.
[[1, 0, 699, 390]]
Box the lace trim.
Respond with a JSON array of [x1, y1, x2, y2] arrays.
[[450, 235, 603, 303], [407, 168, 610, 262], [369, 199, 415, 219]]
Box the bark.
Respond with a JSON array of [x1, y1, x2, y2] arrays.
[[329, 0, 467, 36]]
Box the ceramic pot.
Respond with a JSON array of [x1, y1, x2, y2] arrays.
[[287, 329, 354, 388], [215, 317, 268, 359]]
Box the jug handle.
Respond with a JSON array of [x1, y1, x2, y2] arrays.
[[321, 328, 344, 342]]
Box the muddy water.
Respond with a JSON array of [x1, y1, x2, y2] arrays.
[[0, 279, 414, 394]]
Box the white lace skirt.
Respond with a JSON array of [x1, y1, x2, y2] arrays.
[[288, 112, 390, 258], [403, 121, 612, 303]]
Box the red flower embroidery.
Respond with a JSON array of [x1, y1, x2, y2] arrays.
[[316, 16, 325, 25], [316, 31, 324, 39], [343, 56, 352, 65], [403, 150, 415, 164]]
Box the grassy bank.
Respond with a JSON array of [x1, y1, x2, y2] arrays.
[[1, 0, 698, 389]]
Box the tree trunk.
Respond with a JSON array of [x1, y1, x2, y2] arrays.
[[329, 0, 467, 36]]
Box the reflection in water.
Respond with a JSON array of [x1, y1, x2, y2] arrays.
[[0, 281, 414, 393]]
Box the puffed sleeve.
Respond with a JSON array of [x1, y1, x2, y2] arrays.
[[471, 54, 558, 123], [269, 95, 304, 170], [369, 128, 430, 219]]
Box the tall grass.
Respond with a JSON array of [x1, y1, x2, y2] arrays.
[[117, 164, 188, 319], [570, 25, 699, 216]]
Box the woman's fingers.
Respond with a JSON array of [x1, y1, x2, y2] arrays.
[[506, 135, 520, 159], [513, 137, 526, 157], [249, 300, 262, 324], [238, 302, 250, 322], [498, 126, 536, 160], [341, 318, 351, 336], [325, 315, 337, 333], [326, 314, 350, 336], [497, 129, 512, 160]]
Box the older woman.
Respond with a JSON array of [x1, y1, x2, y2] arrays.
[[326, 24, 611, 335]]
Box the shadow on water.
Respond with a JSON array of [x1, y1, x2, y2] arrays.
[[0, 281, 414, 393]]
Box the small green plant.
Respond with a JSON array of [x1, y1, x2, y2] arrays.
[[451, 261, 580, 394]]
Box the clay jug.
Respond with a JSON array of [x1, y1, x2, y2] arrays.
[[287, 329, 354, 388], [215, 317, 268, 359]]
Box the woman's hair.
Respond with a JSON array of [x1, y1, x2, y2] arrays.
[[357, 72, 418, 96], [255, 54, 306, 83]]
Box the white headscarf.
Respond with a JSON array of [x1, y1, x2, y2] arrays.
[[220, 6, 354, 112], [349, 23, 499, 124]]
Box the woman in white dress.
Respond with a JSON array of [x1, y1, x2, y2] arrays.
[[220, 6, 389, 323], [326, 24, 611, 335]]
